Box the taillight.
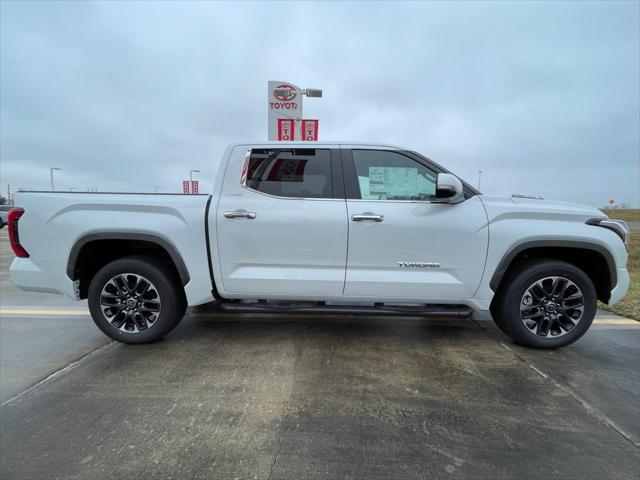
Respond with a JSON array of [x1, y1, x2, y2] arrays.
[[8, 208, 29, 258]]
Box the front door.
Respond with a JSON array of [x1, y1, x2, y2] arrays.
[[215, 146, 348, 299], [342, 148, 488, 301]]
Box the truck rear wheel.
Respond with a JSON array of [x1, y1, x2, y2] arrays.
[[88, 255, 186, 344], [493, 259, 597, 348]]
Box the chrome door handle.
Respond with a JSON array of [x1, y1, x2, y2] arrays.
[[224, 210, 256, 219], [351, 213, 384, 222]]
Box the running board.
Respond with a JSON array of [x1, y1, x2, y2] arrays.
[[217, 303, 473, 318]]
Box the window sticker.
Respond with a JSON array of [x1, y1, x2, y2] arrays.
[[368, 167, 418, 198]]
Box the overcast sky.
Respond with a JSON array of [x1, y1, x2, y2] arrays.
[[1, 0, 639, 207]]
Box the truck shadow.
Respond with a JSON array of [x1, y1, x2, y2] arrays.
[[172, 305, 485, 346]]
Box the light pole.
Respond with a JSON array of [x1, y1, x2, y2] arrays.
[[50, 167, 62, 191], [273, 87, 323, 98], [477, 170, 483, 191]]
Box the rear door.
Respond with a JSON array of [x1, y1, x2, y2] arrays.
[[215, 145, 348, 298], [342, 148, 488, 301]]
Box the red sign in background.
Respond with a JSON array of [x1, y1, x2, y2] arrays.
[[277, 118, 295, 141], [301, 119, 318, 141], [183, 180, 190, 194], [191, 180, 199, 194]]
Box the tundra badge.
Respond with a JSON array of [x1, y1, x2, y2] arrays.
[[397, 261, 441, 268]]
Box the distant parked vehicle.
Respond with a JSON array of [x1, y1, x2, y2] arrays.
[[0, 205, 11, 229], [7, 142, 631, 348]]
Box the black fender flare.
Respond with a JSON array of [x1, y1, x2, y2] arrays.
[[67, 232, 190, 286], [489, 240, 617, 292]]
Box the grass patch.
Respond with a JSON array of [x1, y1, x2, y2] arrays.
[[598, 209, 639, 320], [599, 208, 640, 224]]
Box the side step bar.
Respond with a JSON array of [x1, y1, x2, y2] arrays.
[[217, 303, 473, 318]]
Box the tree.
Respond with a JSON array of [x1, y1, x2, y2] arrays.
[[0, 196, 7, 205]]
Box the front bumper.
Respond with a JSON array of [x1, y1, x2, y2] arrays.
[[609, 267, 630, 306]]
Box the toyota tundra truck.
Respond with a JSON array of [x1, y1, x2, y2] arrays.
[[8, 142, 630, 348]]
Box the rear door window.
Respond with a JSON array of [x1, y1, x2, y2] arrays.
[[244, 149, 332, 199]]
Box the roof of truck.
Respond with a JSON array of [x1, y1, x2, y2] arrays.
[[228, 141, 405, 150]]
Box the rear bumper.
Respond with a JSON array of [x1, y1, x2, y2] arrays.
[[9, 257, 75, 297], [609, 267, 630, 306]]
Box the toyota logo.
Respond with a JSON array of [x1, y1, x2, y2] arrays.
[[274, 84, 297, 101]]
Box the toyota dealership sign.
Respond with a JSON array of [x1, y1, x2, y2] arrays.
[[268, 80, 318, 141], [271, 83, 298, 106]]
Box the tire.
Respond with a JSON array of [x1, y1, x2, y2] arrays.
[[88, 255, 186, 344], [0, 220, 5, 229], [489, 299, 513, 337], [493, 258, 597, 349]]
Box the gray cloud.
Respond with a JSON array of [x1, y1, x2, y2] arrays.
[[1, 0, 638, 207]]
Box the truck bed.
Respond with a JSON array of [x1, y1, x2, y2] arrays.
[[10, 192, 215, 305]]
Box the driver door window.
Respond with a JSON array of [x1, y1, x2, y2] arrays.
[[352, 150, 437, 201]]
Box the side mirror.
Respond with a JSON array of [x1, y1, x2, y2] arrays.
[[435, 173, 464, 203]]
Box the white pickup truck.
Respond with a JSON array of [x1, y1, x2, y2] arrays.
[[8, 142, 630, 348]]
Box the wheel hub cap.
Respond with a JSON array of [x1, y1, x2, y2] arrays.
[[520, 276, 585, 338], [100, 273, 162, 333]]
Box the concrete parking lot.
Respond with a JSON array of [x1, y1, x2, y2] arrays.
[[1, 228, 639, 479]]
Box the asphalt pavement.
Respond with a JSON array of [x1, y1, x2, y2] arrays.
[[0, 228, 639, 479]]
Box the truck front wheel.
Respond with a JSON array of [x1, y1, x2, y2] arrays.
[[88, 255, 186, 344], [493, 259, 597, 349]]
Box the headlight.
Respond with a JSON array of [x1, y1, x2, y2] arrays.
[[587, 218, 629, 249]]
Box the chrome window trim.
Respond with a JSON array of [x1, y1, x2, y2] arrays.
[[239, 148, 251, 186], [346, 198, 451, 205], [239, 184, 344, 202]]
